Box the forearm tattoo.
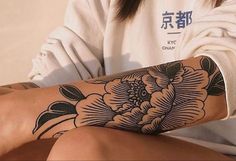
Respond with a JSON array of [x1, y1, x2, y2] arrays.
[[33, 57, 225, 139]]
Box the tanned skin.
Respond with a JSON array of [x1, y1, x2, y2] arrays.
[[0, 56, 227, 155]]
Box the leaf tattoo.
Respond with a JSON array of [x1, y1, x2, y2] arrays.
[[207, 71, 225, 96], [33, 101, 77, 134], [33, 86, 85, 139], [200, 57, 225, 96], [59, 85, 85, 101]]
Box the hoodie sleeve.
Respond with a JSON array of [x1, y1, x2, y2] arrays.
[[28, 0, 110, 87], [175, 0, 236, 119]]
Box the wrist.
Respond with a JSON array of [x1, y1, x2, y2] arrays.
[[0, 91, 35, 154], [26, 86, 77, 140]]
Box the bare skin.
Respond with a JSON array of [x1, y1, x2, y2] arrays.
[[0, 128, 233, 161], [0, 139, 56, 160], [47, 127, 233, 161]]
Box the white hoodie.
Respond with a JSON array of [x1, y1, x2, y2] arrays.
[[29, 0, 236, 155]]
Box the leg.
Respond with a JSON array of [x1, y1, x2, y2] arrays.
[[47, 127, 233, 161], [0, 139, 56, 160]]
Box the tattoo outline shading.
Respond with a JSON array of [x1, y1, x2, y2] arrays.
[[33, 57, 225, 139], [2, 82, 39, 90]]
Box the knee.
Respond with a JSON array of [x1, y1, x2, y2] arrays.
[[47, 127, 111, 160]]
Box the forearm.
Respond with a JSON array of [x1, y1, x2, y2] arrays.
[[3, 56, 227, 143]]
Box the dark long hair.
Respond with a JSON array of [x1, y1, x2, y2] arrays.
[[116, 0, 223, 21], [116, 0, 143, 21]]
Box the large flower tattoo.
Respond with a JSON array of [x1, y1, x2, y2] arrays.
[[33, 57, 225, 139], [75, 61, 209, 134]]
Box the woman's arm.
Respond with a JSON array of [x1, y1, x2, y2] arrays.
[[0, 56, 227, 154]]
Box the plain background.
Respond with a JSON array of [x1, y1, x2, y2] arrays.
[[0, 0, 68, 85]]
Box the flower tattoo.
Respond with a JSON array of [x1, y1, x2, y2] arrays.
[[33, 57, 225, 139]]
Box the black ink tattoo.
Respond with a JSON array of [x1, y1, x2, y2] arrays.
[[59, 85, 85, 101], [33, 57, 225, 138], [200, 57, 225, 96], [2, 82, 39, 90]]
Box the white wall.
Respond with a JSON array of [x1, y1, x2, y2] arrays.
[[0, 0, 68, 85]]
